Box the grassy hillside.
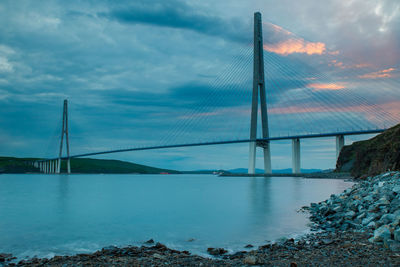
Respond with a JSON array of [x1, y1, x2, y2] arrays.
[[65, 158, 179, 174], [0, 156, 179, 174], [336, 123, 400, 177], [0, 156, 39, 173]]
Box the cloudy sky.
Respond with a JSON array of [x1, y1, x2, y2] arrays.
[[1, 0, 399, 171]]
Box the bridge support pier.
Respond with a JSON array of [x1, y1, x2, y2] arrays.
[[263, 143, 272, 174], [248, 142, 256, 174], [336, 135, 344, 160], [292, 138, 300, 174], [67, 158, 71, 174], [57, 158, 61, 174]]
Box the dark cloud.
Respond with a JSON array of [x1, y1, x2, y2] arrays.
[[100, 0, 250, 43], [0, 0, 399, 170]]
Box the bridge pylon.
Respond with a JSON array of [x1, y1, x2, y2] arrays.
[[248, 12, 272, 174], [58, 99, 71, 174]]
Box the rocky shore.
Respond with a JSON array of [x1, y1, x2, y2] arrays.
[[307, 171, 400, 250], [2, 171, 400, 266]]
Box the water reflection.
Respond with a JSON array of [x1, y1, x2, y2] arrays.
[[56, 174, 69, 222], [0, 174, 353, 259]]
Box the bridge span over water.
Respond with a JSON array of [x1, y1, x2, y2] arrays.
[[32, 12, 396, 175]]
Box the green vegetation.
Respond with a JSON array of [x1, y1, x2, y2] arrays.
[[66, 158, 179, 174], [0, 156, 39, 173], [0, 156, 180, 174]]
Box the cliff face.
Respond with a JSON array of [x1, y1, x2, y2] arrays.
[[336, 124, 400, 178]]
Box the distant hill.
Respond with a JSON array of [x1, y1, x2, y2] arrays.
[[67, 158, 179, 174], [0, 156, 39, 173], [336, 123, 400, 178], [0, 156, 179, 174]]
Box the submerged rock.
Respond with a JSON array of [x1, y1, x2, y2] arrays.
[[207, 247, 228, 256]]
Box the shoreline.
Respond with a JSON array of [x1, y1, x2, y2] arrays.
[[4, 231, 399, 266], [3, 172, 400, 266]]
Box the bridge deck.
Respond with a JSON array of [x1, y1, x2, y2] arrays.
[[46, 129, 385, 161]]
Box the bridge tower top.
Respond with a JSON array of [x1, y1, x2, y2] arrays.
[[248, 12, 271, 174]]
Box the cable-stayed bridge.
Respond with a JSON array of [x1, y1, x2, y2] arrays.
[[32, 12, 399, 175]]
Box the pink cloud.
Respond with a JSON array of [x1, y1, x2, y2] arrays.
[[263, 22, 327, 56], [329, 60, 372, 69], [269, 101, 400, 121], [307, 83, 346, 91], [263, 39, 326, 56], [358, 68, 396, 79]]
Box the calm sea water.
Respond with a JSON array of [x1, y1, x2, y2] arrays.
[[0, 174, 353, 259]]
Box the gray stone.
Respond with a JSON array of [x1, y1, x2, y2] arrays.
[[366, 221, 376, 229], [356, 212, 366, 220], [243, 255, 257, 265], [392, 185, 400, 194], [371, 225, 391, 242], [362, 214, 379, 225], [377, 197, 390, 206], [333, 205, 342, 212], [364, 195, 374, 202], [152, 253, 165, 259], [384, 239, 400, 252], [344, 211, 355, 219], [394, 228, 400, 242], [379, 213, 395, 225]]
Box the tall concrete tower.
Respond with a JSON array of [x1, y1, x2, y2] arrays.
[[248, 12, 272, 174], [58, 99, 71, 174]]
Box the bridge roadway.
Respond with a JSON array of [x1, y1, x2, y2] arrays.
[[55, 128, 384, 160], [34, 128, 385, 174]]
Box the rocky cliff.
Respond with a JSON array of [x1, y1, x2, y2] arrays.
[[336, 124, 400, 178]]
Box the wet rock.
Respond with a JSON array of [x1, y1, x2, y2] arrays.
[[145, 239, 154, 244], [244, 244, 254, 248], [153, 242, 168, 251], [207, 247, 228, 256]]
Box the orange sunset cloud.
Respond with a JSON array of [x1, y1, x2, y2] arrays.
[[307, 83, 346, 91], [358, 68, 396, 79], [268, 101, 400, 121], [329, 60, 371, 69], [263, 39, 326, 56]]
